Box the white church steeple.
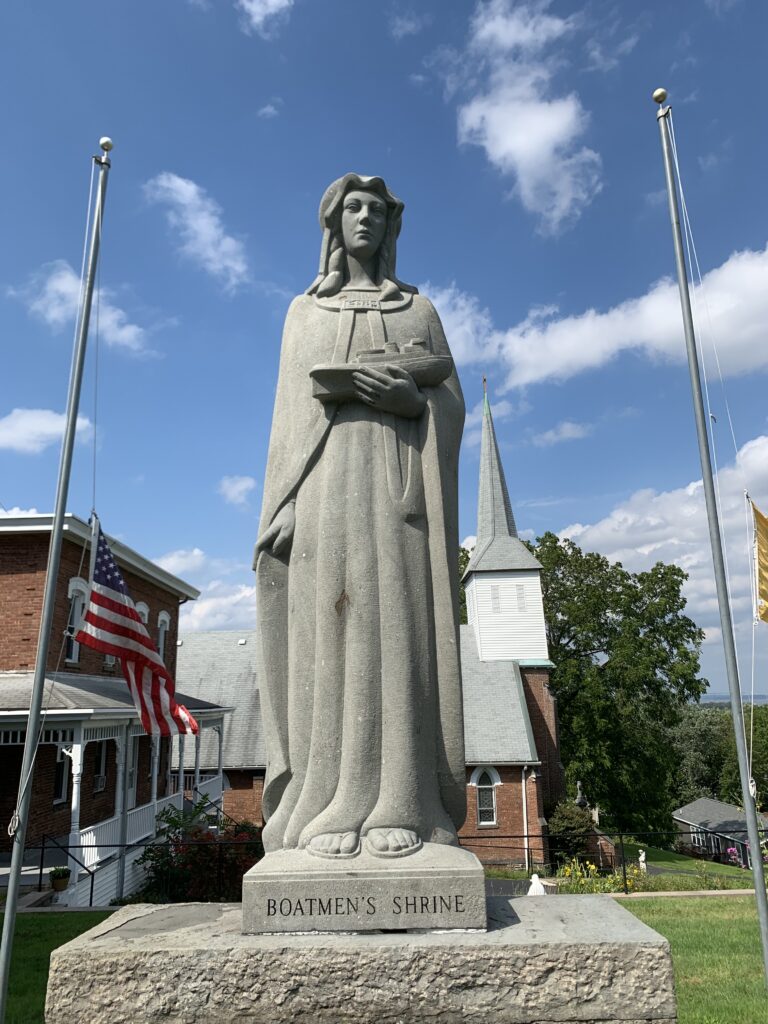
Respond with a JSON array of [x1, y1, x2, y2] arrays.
[[464, 386, 549, 662]]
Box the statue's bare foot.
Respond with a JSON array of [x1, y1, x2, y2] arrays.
[[366, 828, 422, 858], [306, 831, 360, 859]]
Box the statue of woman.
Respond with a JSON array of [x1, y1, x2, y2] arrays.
[[254, 173, 466, 860]]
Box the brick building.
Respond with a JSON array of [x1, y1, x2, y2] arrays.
[[176, 392, 565, 868], [0, 512, 230, 905]]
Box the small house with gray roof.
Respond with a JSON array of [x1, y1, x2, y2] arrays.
[[673, 796, 768, 868], [177, 389, 564, 867]]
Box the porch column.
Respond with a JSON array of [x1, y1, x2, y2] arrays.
[[216, 724, 224, 781], [150, 736, 159, 835], [66, 727, 84, 890], [115, 724, 129, 901], [166, 736, 172, 797], [193, 730, 201, 794], [177, 735, 186, 811]]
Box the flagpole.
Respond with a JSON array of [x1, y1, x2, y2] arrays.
[[0, 138, 113, 1023], [654, 88, 768, 984]]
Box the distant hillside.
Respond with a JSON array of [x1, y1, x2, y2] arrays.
[[701, 693, 768, 706]]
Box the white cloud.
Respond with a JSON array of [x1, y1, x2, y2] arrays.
[[235, 0, 293, 38], [9, 260, 148, 353], [154, 547, 209, 576], [390, 10, 432, 40], [257, 101, 281, 118], [447, 0, 602, 233], [428, 245, 768, 389], [218, 474, 257, 505], [0, 506, 39, 516], [704, 0, 741, 14], [144, 173, 249, 293], [0, 408, 92, 455], [419, 281, 496, 365], [463, 395, 520, 447], [180, 581, 257, 631], [461, 534, 477, 551], [559, 435, 768, 632], [532, 420, 592, 447]]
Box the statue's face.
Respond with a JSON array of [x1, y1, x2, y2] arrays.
[[341, 190, 388, 262]]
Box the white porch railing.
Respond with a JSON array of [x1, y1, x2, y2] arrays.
[[156, 792, 179, 816], [197, 775, 222, 805], [127, 802, 155, 844], [78, 814, 121, 869]]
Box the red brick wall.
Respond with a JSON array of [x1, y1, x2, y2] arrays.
[[520, 668, 565, 812], [223, 770, 264, 825], [0, 533, 47, 671], [459, 766, 548, 866], [0, 532, 182, 677]]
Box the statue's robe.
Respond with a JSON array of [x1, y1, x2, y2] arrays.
[[255, 288, 466, 853]]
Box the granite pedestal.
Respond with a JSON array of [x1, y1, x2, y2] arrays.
[[45, 896, 677, 1023], [242, 842, 487, 932]]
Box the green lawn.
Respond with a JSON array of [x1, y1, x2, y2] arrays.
[[627, 897, 767, 1024], [2, 912, 112, 1024], [623, 842, 751, 879]]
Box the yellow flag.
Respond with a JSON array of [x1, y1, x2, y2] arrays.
[[752, 501, 768, 623]]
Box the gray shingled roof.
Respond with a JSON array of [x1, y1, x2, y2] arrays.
[[174, 627, 537, 770], [673, 797, 768, 836], [175, 630, 264, 770], [465, 393, 541, 576], [460, 626, 538, 764], [0, 672, 223, 715]]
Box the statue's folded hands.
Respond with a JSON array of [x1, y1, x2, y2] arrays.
[[352, 364, 426, 418]]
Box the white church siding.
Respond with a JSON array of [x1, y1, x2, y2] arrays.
[[471, 571, 548, 661]]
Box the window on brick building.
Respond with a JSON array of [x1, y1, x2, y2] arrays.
[[53, 746, 69, 804], [65, 577, 88, 663], [158, 610, 171, 662], [93, 740, 108, 793], [135, 602, 149, 625], [476, 769, 497, 826]]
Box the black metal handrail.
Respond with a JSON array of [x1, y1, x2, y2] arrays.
[[37, 834, 96, 907]]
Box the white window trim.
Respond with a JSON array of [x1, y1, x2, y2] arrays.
[[65, 577, 89, 664], [470, 765, 501, 828], [53, 746, 69, 804], [157, 610, 171, 661], [93, 740, 108, 793], [135, 601, 149, 625]]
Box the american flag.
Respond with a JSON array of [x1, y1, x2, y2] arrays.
[[75, 521, 198, 736]]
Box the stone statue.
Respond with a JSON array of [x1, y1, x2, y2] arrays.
[[254, 173, 466, 861]]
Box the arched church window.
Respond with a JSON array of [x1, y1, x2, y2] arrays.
[[476, 769, 497, 826]]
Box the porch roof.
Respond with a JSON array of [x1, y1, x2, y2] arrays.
[[0, 671, 230, 723]]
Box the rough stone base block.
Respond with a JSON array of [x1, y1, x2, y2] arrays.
[[242, 842, 487, 932], [46, 896, 677, 1023]]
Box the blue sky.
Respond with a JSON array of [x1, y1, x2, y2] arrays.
[[2, 0, 768, 694]]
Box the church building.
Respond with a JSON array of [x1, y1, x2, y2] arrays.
[[176, 388, 564, 868], [457, 389, 564, 865]]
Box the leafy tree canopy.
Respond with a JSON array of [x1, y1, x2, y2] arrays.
[[458, 546, 470, 624], [532, 532, 706, 833]]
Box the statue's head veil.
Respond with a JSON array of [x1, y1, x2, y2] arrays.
[[307, 173, 417, 299]]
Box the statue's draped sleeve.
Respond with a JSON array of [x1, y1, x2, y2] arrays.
[[418, 298, 467, 826], [255, 296, 337, 817]]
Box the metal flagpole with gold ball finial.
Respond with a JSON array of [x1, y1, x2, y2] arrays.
[[0, 138, 114, 1022], [653, 87, 768, 985]]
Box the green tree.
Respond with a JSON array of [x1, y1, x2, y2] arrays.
[[533, 532, 706, 833], [458, 546, 470, 624], [668, 704, 731, 809], [547, 801, 594, 861], [719, 704, 768, 811]]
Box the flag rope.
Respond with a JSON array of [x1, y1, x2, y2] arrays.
[[668, 112, 760, 777]]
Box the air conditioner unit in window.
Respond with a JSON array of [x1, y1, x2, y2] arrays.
[[94, 774, 107, 793]]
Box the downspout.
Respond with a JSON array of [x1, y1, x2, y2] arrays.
[[522, 765, 530, 871]]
